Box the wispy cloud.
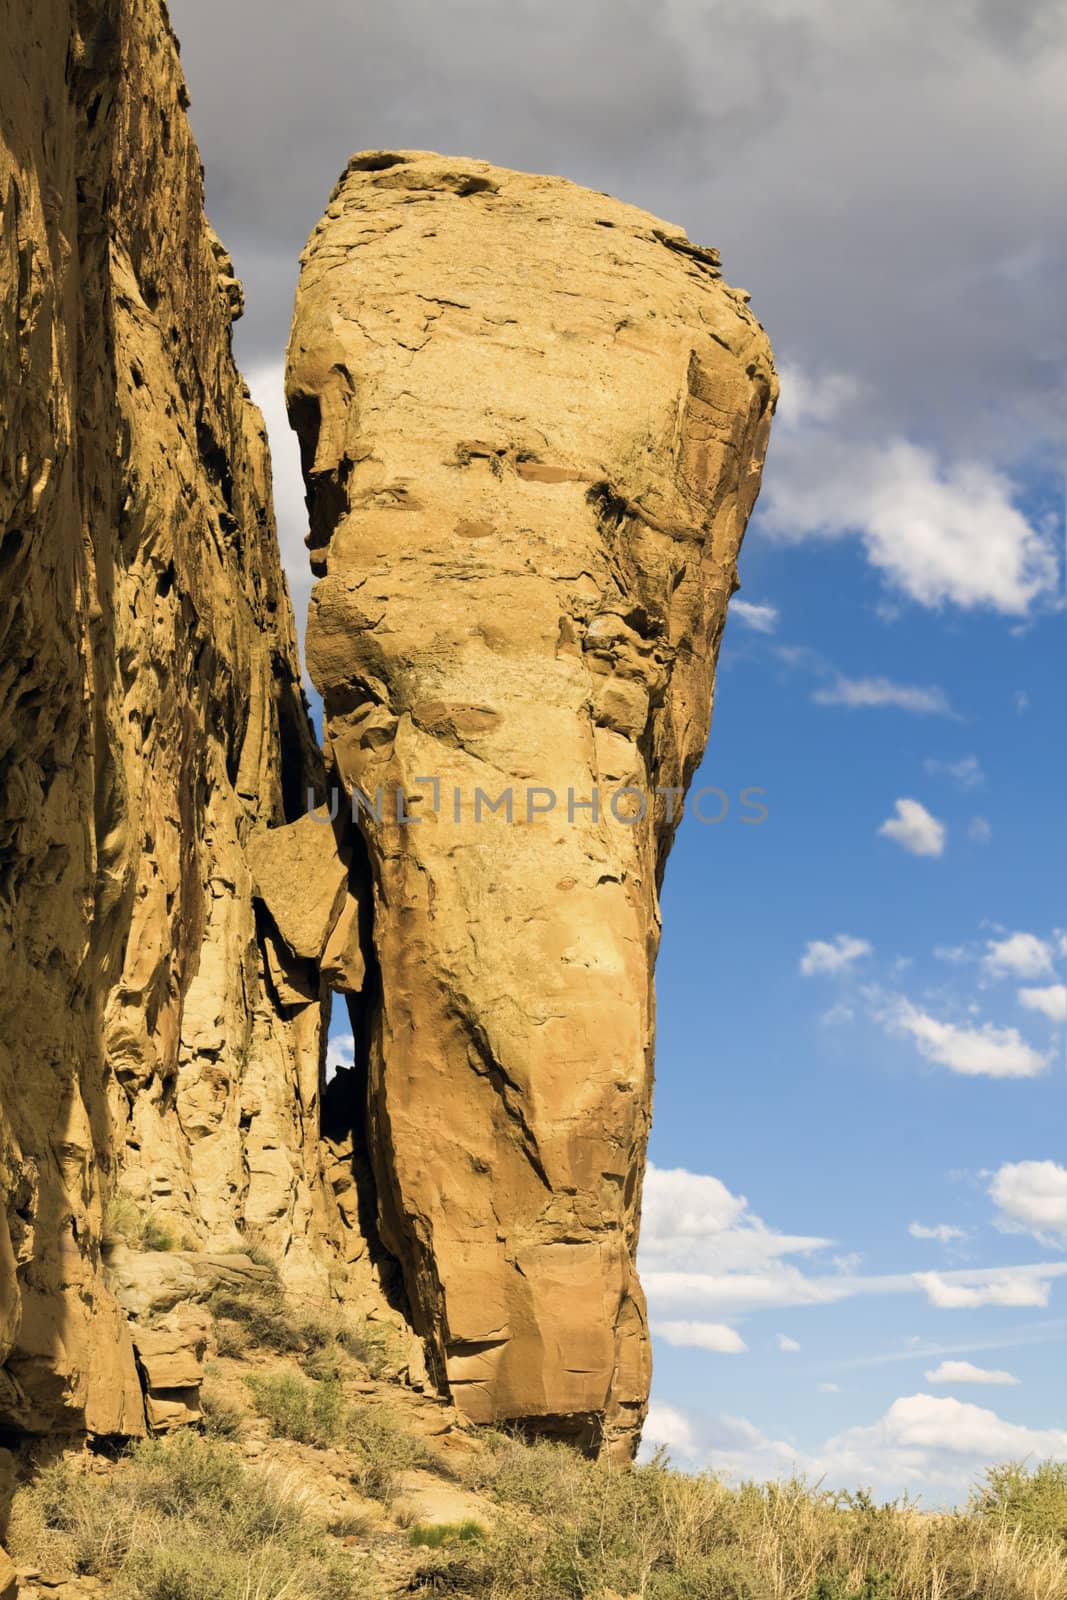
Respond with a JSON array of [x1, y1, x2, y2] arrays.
[[814, 677, 953, 715], [914, 1270, 1057, 1309], [909, 1222, 967, 1244], [731, 599, 780, 633], [800, 935, 872, 977], [640, 1165, 1066, 1320], [924, 755, 985, 789]]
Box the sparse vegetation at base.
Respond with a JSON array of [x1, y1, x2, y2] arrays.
[[245, 1370, 438, 1503], [424, 1437, 1067, 1600], [208, 1267, 400, 1377], [9, 1312, 1066, 1600], [6, 1431, 371, 1600]]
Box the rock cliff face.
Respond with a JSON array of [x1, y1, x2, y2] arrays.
[[288, 152, 776, 1456], [0, 0, 382, 1438]]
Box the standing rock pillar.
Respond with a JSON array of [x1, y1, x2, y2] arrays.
[[288, 151, 776, 1456]]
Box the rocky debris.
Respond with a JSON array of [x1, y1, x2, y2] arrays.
[[247, 812, 352, 963], [131, 1307, 211, 1430], [0, 0, 383, 1439], [108, 1250, 276, 1323], [0, 1546, 15, 1600], [289, 150, 776, 1456]]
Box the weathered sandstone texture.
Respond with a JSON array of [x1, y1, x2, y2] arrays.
[[0, 0, 387, 1439], [288, 151, 777, 1455]]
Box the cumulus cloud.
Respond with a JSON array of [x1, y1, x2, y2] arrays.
[[777, 1334, 801, 1352], [760, 422, 1060, 616], [878, 799, 946, 857], [924, 1360, 1019, 1386], [800, 935, 872, 977], [1017, 984, 1067, 1022], [909, 1222, 967, 1244], [983, 932, 1055, 979], [639, 1391, 1067, 1503], [989, 1161, 1067, 1243], [652, 1320, 747, 1354], [730, 600, 779, 633], [824, 1394, 1067, 1496], [813, 677, 953, 715], [883, 999, 1047, 1079], [968, 817, 993, 845]]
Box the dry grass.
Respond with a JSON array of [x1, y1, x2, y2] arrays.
[[244, 1370, 439, 1504], [425, 1438, 1067, 1600], [6, 1431, 376, 1600]]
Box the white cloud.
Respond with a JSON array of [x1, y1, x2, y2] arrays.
[[885, 998, 1047, 1079], [819, 1382, 840, 1393], [989, 1161, 1067, 1243], [983, 931, 1054, 979], [914, 1270, 1055, 1309], [326, 1031, 355, 1080], [761, 376, 1061, 616], [824, 1394, 1067, 1497], [924, 1360, 1018, 1386], [878, 799, 946, 857], [639, 1391, 1067, 1505], [730, 599, 779, 633], [909, 1222, 967, 1243], [641, 1399, 698, 1460], [800, 934, 872, 977], [813, 676, 953, 715], [642, 1166, 1067, 1321], [1017, 984, 1067, 1023], [1014, 691, 1030, 715], [968, 816, 993, 845], [924, 755, 985, 789], [246, 361, 312, 654], [777, 1334, 801, 1352], [652, 1320, 747, 1354]]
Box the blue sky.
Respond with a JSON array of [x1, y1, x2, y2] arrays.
[[170, 0, 1066, 1504]]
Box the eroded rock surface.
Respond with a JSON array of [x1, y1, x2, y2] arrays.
[[0, 0, 385, 1436], [288, 151, 776, 1455]]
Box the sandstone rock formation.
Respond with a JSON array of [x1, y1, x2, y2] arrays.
[[0, 0, 386, 1439], [288, 151, 777, 1455]]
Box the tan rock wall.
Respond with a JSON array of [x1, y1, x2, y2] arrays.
[[0, 0, 380, 1434], [288, 151, 776, 1456]]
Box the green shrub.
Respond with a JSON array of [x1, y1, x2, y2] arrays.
[[973, 1460, 1067, 1550], [409, 1519, 486, 1548]]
